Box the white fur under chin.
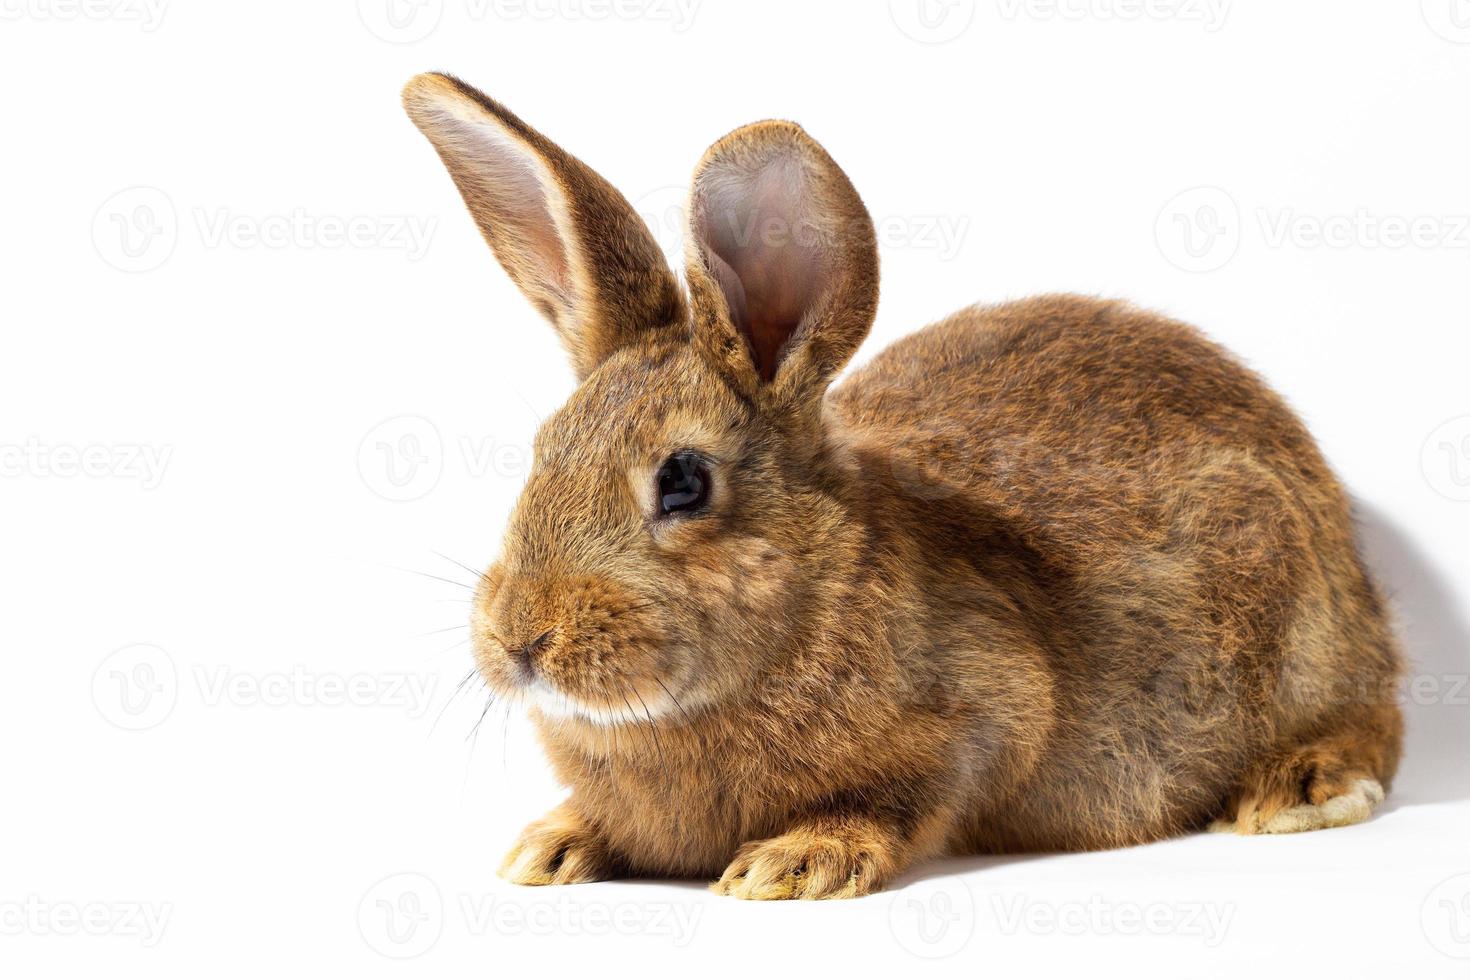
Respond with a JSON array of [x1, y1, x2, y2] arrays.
[[522, 680, 677, 727]]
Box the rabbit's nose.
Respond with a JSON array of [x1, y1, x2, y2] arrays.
[[504, 628, 556, 669], [485, 575, 557, 652]]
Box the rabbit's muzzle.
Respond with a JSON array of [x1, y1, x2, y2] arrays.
[[471, 565, 675, 723]]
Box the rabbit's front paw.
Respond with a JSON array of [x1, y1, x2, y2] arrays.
[[712, 827, 895, 900], [498, 806, 615, 886]]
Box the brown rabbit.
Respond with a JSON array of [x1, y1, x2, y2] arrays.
[[402, 72, 1403, 900]]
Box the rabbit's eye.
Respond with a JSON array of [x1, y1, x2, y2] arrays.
[[656, 452, 710, 517]]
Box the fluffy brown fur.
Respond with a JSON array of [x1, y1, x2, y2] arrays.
[[402, 73, 1404, 900]]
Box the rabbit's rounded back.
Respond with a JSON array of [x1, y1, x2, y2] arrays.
[[831, 295, 1402, 848]]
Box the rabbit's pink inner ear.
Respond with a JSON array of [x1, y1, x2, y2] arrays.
[[439, 114, 574, 311], [404, 83, 578, 322], [694, 151, 825, 381]]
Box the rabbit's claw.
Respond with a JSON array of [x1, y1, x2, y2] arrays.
[[711, 829, 890, 901], [498, 807, 614, 886]]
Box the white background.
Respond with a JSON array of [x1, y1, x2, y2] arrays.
[[3, 0, 1469, 976]]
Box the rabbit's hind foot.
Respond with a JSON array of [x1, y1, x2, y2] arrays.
[[1207, 729, 1396, 835]]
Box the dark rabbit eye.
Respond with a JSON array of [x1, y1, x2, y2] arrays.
[[656, 452, 710, 516]]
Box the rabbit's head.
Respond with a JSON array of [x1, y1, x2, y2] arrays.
[[403, 73, 878, 725]]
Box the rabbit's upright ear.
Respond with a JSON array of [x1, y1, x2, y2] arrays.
[[402, 73, 686, 380], [684, 121, 878, 405]]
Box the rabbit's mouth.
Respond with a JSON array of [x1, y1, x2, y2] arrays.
[[470, 565, 694, 727], [516, 673, 691, 727]]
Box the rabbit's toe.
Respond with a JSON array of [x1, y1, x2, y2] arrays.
[[1214, 777, 1385, 835], [498, 811, 614, 886], [711, 830, 889, 900]]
